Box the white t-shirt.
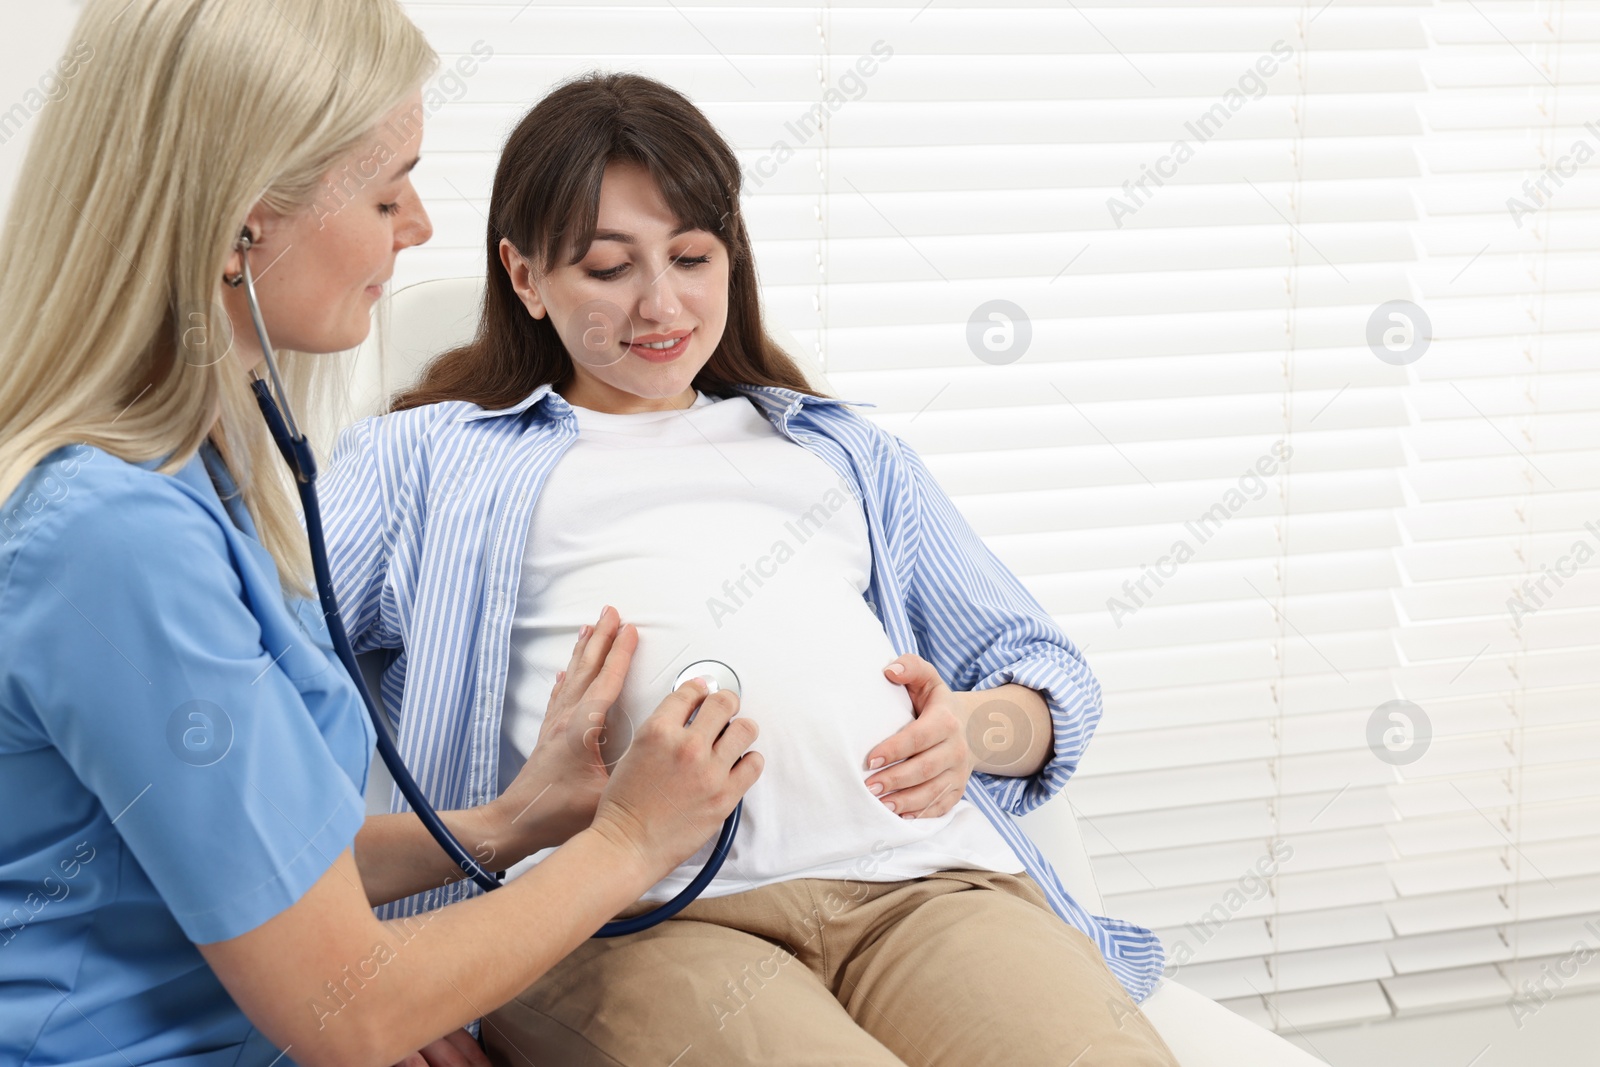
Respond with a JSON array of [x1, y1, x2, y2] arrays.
[[499, 389, 1023, 901]]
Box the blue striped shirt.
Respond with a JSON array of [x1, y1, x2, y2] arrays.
[[321, 382, 1164, 1000]]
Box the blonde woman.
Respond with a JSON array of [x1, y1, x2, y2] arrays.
[[0, 3, 759, 1066]]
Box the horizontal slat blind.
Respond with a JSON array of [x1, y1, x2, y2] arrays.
[[1376, 0, 1600, 1029], [849, 0, 1431, 1033]]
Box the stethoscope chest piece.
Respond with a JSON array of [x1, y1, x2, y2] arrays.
[[673, 659, 742, 699]]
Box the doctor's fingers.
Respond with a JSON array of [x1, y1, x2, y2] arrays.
[[639, 674, 716, 732], [711, 713, 759, 766], [683, 686, 744, 744]]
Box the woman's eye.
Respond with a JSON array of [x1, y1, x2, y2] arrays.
[[378, 202, 399, 217], [587, 254, 712, 281]]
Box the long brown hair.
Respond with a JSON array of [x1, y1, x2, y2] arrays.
[[391, 72, 824, 412]]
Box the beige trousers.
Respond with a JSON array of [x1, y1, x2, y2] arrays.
[[481, 868, 1178, 1066]]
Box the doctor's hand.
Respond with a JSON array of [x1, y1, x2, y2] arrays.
[[864, 653, 977, 819], [589, 676, 762, 883], [493, 605, 636, 855], [389, 1027, 491, 1067]]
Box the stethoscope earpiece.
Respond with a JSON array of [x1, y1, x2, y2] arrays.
[[225, 228, 256, 288]]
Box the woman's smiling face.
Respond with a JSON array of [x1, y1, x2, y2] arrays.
[[499, 160, 730, 414]]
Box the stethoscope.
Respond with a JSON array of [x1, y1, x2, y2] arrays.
[[228, 228, 741, 937]]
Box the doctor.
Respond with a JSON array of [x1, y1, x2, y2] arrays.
[[0, 2, 761, 1066]]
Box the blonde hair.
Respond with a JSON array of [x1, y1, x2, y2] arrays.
[[0, 0, 437, 597]]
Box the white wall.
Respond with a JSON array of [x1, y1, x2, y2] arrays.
[[0, 1, 83, 220]]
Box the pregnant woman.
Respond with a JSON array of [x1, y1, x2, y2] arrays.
[[322, 72, 1175, 1066]]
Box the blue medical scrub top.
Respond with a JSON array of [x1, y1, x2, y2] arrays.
[[0, 441, 374, 1066]]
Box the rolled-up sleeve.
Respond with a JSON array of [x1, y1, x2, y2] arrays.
[[891, 435, 1103, 817], [0, 474, 366, 944]]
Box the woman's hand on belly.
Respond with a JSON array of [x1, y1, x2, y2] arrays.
[[494, 606, 637, 854], [861, 653, 977, 820]]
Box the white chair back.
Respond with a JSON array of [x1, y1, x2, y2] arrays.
[[345, 277, 488, 422]]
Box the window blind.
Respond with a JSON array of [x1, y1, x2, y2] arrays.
[[1375, 0, 1600, 1026], [392, 0, 1600, 1034]]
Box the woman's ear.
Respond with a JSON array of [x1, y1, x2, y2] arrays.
[[498, 238, 548, 320]]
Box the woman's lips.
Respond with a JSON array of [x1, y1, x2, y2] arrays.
[[626, 330, 691, 362]]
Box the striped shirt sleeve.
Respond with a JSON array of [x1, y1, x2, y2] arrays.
[[890, 433, 1103, 817], [323, 416, 399, 653]]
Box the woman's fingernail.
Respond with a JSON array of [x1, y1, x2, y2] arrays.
[[580, 624, 592, 639], [557, 670, 566, 684], [885, 662, 904, 675], [869, 782, 884, 795], [868, 756, 885, 770], [881, 799, 895, 812], [901, 813, 915, 820]]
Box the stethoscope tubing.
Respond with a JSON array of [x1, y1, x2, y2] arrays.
[[234, 231, 739, 936]]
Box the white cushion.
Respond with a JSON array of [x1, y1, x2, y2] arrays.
[[1014, 792, 1105, 911], [1141, 980, 1328, 1066]]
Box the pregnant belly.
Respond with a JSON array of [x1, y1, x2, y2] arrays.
[[608, 585, 966, 886]]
